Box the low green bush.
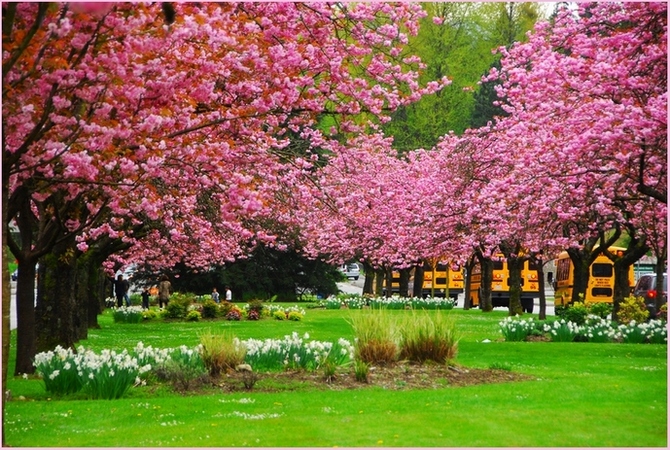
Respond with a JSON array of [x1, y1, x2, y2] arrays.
[[201, 299, 219, 319], [617, 295, 649, 325], [163, 294, 194, 319]]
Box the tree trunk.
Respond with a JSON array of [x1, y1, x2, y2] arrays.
[[88, 262, 104, 329], [479, 256, 493, 312], [537, 257, 547, 321], [35, 239, 79, 353], [567, 249, 591, 304], [412, 264, 424, 297], [609, 239, 649, 323], [374, 268, 384, 296], [506, 255, 524, 316], [399, 268, 410, 298], [2, 246, 10, 446], [463, 256, 475, 310], [14, 258, 37, 375], [362, 261, 375, 296]]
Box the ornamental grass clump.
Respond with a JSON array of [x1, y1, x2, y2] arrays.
[[498, 315, 536, 342], [348, 308, 398, 365], [544, 319, 581, 342], [112, 305, 144, 324], [198, 329, 246, 377], [399, 310, 459, 363]]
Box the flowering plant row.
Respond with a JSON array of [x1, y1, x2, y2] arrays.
[[236, 332, 354, 372], [319, 295, 456, 310], [499, 315, 667, 344], [33, 333, 353, 398]]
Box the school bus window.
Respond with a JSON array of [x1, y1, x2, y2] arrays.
[[592, 263, 613, 278], [492, 260, 504, 270], [528, 261, 539, 271], [436, 263, 448, 271]]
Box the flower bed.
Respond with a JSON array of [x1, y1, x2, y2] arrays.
[[33, 333, 353, 399], [499, 315, 667, 344], [318, 295, 456, 310]]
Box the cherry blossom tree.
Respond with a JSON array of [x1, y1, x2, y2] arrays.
[[3, 2, 446, 376], [478, 2, 666, 312]]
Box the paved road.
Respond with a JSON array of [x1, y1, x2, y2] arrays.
[[338, 276, 555, 315]]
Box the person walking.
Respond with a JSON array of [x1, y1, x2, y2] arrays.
[[141, 287, 151, 310], [212, 287, 220, 304], [114, 274, 130, 308], [225, 286, 232, 302], [158, 275, 172, 309]]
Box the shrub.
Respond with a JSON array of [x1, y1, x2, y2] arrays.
[[658, 303, 667, 321], [247, 309, 260, 321], [287, 311, 303, 321], [273, 310, 286, 320], [201, 299, 219, 319], [163, 294, 193, 319], [617, 295, 650, 325], [219, 301, 234, 317], [348, 308, 398, 365], [226, 307, 242, 321], [559, 302, 589, 325], [588, 302, 612, 319], [186, 310, 201, 321], [246, 299, 264, 316], [198, 330, 246, 377], [142, 309, 158, 321], [399, 310, 459, 363]]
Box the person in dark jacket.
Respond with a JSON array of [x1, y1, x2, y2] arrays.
[[114, 274, 130, 307]]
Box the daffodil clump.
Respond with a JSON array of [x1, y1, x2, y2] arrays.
[[498, 315, 537, 341], [33, 345, 152, 399], [238, 332, 354, 372]]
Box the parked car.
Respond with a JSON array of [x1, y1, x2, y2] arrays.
[[633, 273, 667, 318], [339, 263, 360, 280]]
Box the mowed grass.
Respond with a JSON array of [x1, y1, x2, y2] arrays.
[[4, 306, 667, 447]]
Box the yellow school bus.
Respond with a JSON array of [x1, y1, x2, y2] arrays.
[[422, 259, 464, 300], [553, 247, 635, 306], [469, 254, 540, 312]]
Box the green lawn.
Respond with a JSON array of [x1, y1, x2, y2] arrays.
[[4, 306, 667, 447]]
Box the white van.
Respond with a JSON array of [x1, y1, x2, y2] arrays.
[[339, 263, 360, 280]]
